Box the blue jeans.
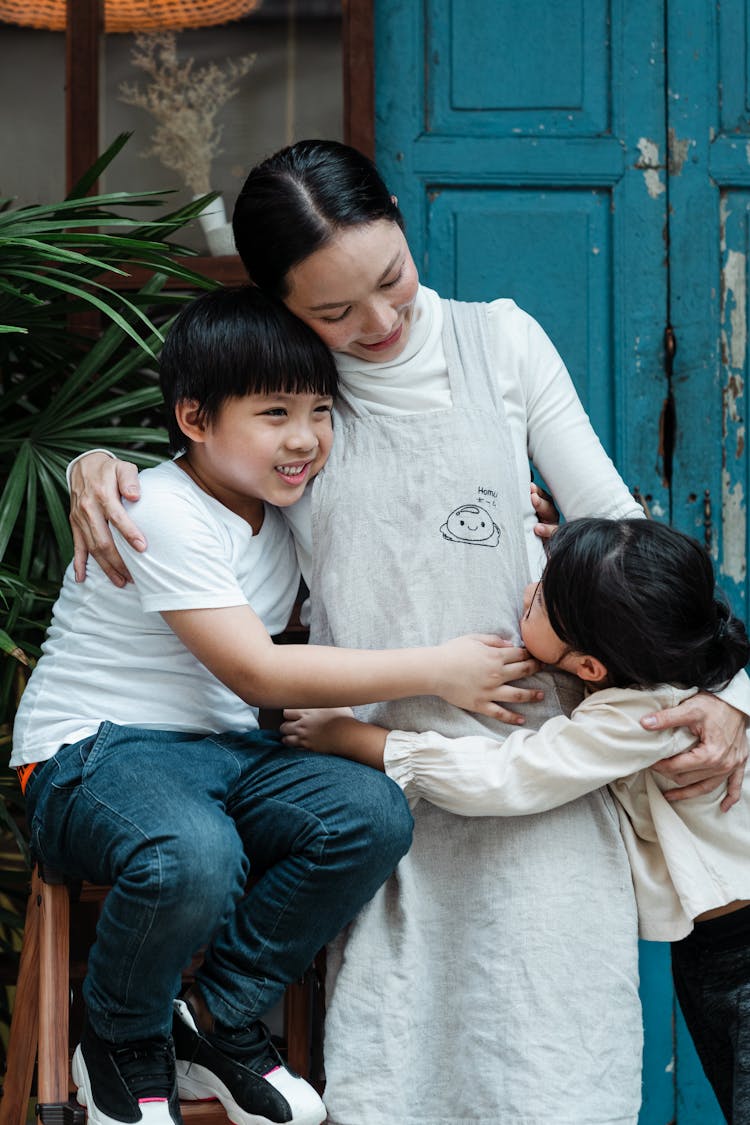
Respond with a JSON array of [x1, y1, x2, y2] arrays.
[[26, 722, 413, 1044]]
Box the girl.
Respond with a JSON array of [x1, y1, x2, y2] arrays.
[[282, 517, 750, 1124], [67, 141, 749, 1124]]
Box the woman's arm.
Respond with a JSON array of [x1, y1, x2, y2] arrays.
[[68, 452, 144, 585], [495, 302, 644, 524], [641, 689, 748, 811]]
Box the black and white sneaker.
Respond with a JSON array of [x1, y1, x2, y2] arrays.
[[71, 1019, 182, 1125], [172, 998, 325, 1125]]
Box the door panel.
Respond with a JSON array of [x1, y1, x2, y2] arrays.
[[669, 0, 749, 622], [426, 187, 615, 444], [428, 0, 609, 136], [374, 1, 731, 1120], [376, 0, 669, 508]]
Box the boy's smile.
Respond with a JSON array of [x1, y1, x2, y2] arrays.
[[177, 391, 334, 530]]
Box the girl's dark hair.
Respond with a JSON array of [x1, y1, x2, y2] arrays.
[[541, 518, 749, 691], [160, 286, 338, 455], [232, 139, 405, 298]]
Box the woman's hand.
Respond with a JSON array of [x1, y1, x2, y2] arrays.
[[69, 453, 145, 586], [645, 693, 748, 811], [434, 635, 543, 723], [530, 482, 559, 541]]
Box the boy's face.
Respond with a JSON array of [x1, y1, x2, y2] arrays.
[[187, 391, 333, 519], [520, 580, 579, 674]]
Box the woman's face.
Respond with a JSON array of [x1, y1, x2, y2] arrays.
[[283, 220, 420, 363]]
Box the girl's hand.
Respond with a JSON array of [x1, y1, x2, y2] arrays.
[[530, 482, 559, 541], [645, 694, 748, 811], [281, 707, 356, 753], [435, 635, 543, 724], [69, 454, 144, 586]]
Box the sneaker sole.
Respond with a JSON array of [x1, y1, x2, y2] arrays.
[[176, 1060, 325, 1125], [72, 1045, 179, 1125]]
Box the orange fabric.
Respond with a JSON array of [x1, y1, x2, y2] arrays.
[[16, 762, 37, 795]]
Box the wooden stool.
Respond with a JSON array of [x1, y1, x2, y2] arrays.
[[0, 866, 323, 1125]]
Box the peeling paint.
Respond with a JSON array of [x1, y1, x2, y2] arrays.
[[636, 138, 666, 198], [668, 127, 692, 175], [720, 195, 729, 253], [650, 500, 666, 518], [723, 375, 745, 427], [721, 249, 747, 370], [721, 471, 747, 582]]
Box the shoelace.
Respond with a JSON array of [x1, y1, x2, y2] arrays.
[[112, 1038, 174, 1098], [212, 1020, 281, 1074]]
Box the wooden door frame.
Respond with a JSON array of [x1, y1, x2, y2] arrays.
[[66, 0, 376, 194], [342, 0, 374, 158]]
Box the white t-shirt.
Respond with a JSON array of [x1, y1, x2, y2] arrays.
[[384, 683, 750, 940], [12, 461, 299, 765]]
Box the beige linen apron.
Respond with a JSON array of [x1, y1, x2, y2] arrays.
[[310, 300, 642, 1125]]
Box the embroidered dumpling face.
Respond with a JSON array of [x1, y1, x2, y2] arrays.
[[440, 504, 501, 546]]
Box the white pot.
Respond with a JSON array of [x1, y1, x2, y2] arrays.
[[194, 194, 235, 256]]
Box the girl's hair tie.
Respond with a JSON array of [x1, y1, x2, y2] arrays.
[[715, 616, 729, 642]]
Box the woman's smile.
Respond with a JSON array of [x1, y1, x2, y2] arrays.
[[358, 322, 404, 352], [284, 220, 420, 363]]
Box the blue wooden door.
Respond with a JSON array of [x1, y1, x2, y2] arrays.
[[373, 2, 739, 1121]]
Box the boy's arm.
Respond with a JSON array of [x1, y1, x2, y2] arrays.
[[114, 475, 542, 717], [162, 603, 540, 716]]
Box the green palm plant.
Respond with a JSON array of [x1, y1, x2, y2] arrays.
[[0, 132, 220, 1068]]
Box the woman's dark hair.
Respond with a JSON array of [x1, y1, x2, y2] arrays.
[[541, 518, 749, 691], [160, 286, 338, 454], [232, 139, 405, 299]]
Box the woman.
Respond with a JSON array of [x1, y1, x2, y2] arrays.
[[69, 140, 749, 1125]]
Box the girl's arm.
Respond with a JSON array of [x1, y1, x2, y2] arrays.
[[281, 708, 386, 768], [509, 306, 749, 803], [282, 689, 692, 815]]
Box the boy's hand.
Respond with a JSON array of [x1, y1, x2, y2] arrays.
[[645, 693, 747, 811], [530, 482, 559, 541], [435, 635, 543, 724], [70, 453, 144, 587]]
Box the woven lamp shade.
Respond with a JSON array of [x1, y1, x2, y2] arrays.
[[0, 0, 260, 31]]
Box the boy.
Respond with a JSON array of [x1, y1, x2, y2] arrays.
[[13, 288, 517, 1125]]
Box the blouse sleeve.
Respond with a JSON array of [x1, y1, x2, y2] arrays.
[[489, 300, 644, 522], [384, 690, 683, 816]]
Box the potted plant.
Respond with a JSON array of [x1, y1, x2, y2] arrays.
[[0, 131, 218, 1067], [118, 31, 256, 255]]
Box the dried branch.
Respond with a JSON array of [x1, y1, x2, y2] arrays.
[[119, 32, 255, 195]]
